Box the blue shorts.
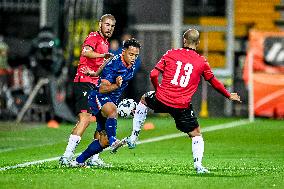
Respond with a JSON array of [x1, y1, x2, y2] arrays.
[[88, 90, 113, 116], [88, 90, 112, 132]]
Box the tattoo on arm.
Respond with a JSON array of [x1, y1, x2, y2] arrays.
[[99, 79, 119, 93], [93, 58, 112, 76]]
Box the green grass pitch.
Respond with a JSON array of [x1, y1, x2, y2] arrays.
[[0, 117, 283, 189]]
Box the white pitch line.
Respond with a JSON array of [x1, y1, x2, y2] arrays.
[[0, 119, 251, 171], [136, 119, 250, 145], [0, 140, 67, 153]]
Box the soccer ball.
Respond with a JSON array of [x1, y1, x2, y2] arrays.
[[117, 99, 137, 118]]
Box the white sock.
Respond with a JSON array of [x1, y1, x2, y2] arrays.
[[130, 102, 148, 142], [90, 153, 100, 162], [63, 134, 81, 158], [192, 136, 204, 168]]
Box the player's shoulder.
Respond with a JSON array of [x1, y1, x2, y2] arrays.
[[187, 49, 208, 64], [86, 31, 100, 40], [165, 48, 195, 56], [196, 52, 208, 62], [112, 54, 121, 61], [110, 54, 121, 65], [164, 48, 182, 55], [106, 55, 120, 67], [89, 31, 99, 36]]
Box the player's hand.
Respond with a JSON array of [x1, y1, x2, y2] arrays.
[[116, 76, 123, 87], [80, 66, 94, 76], [229, 93, 242, 103], [103, 53, 114, 59]]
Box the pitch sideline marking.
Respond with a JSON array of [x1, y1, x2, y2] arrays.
[[0, 140, 68, 153], [0, 119, 251, 171]]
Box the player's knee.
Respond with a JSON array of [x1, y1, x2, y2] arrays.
[[77, 119, 90, 128], [140, 95, 147, 105], [188, 127, 201, 137], [94, 131, 100, 140], [101, 103, 118, 118], [78, 112, 91, 124], [108, 110, 117, 118]]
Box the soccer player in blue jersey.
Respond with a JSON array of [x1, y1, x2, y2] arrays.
[[69, 38, 141, 166]]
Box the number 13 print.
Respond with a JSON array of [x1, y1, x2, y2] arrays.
[[170, 61, 193, 87]]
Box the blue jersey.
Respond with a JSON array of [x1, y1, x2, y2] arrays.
[[92, 54, 137, 105]]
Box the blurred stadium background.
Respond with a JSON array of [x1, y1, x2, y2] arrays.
[[0, 0, 284, 122]]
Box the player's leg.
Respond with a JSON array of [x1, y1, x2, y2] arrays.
[[88, 131, 100, 163], [75, 101, 121, 164], [59, 83, 93, 165], [172, 104, 209, 174], [74, 92, 114, 165], [72, 112, 92, 135], [190, 129, 209, 173], [75, 117, 108, 165], [60, 112, 92, 165], [87, 118, 111, 167], [125, 91, 162, 149], [188, 126, 209, 173], [87, 131, 102, 164], [127, 94, 148, 146], [100, 102, 120, 148]]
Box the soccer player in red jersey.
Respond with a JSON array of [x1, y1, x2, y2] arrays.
[[59, 14, 116, 167], [119, 29, 241, 174]]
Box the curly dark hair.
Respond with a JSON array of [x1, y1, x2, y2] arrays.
[[123, 38, 141, 49]]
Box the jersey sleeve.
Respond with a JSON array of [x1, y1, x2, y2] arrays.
[[208, 77, 231, 98], [101, 61, 116, 83], [154, 55, 166, 73], [83, 35, 98, 51], [202, 60, 214, 81], [150, 68, 160, 89]]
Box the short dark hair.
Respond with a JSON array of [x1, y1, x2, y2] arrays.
[[123, 38, 141, 49]]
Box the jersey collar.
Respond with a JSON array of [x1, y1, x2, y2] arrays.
[[97, 31, 108, 42], [121, 55, 132, 69], [183, 47, 196, 51]]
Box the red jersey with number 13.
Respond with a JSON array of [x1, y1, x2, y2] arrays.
[[155, 48, 214, 109]]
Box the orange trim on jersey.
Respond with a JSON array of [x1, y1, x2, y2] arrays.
[[120, 55, 127, 67]]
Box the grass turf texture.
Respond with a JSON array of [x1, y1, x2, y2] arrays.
[[0, 117, 283, 189]]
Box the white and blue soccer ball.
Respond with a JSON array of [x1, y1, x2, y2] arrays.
[[117, 99, 137, 118]]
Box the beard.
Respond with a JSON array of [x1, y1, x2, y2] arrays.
[[100, 26, 112, 38]]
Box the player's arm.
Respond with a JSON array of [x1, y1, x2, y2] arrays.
[[150, 56, 165, 90], [203, 61, 241, 102], [208, 77, 241, 102], [80, 57, 113, 77], [150, 68, 161, 90], [81, 45, 114, 59], [99, 76, 123, 94]]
